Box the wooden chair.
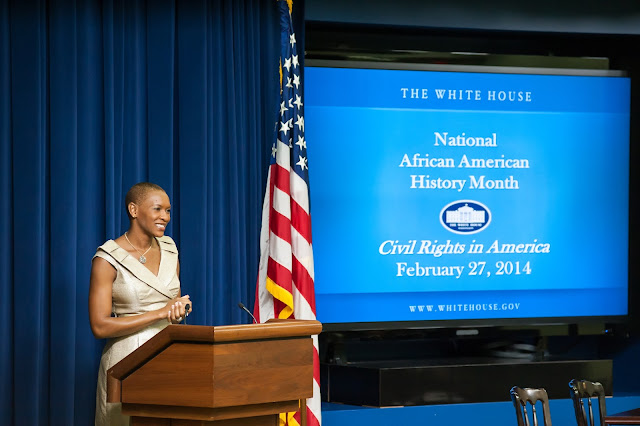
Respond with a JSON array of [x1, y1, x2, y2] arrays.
[[511, 386, 553, 426], [569, 379, 607, 426]]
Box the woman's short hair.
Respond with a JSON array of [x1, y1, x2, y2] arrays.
[[125, 182, 166, 219]]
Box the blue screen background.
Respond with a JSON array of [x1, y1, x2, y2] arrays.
[[305, 66, 630, 323]]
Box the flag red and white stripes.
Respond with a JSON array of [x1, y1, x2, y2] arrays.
[[254, 1, 321, 426]]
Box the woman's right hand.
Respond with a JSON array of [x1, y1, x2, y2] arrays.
[[164, 295, 192, 323]]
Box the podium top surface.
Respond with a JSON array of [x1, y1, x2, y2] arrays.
[[108, 319, 322, 381]]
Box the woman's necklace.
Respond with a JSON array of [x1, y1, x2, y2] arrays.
[[124, 232, 153, 264]]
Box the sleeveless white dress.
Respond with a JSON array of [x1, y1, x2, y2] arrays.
[[93, 236, 180, 426]]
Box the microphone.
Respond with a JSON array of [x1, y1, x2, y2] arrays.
[[237, 302, 258, 324]]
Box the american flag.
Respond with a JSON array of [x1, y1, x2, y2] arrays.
[[254, 1, 321, 426]]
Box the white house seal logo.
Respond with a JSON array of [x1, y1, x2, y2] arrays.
[[440, 200, 491, 234]]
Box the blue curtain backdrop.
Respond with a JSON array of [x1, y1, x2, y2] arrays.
[[0, 0, 287, 423]]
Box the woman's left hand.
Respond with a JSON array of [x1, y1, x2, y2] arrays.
[[167, 295, 192, 323]]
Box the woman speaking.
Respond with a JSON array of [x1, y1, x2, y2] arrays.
[[89, 182, 192, 425]]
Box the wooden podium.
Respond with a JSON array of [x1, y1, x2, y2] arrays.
[[107, 319, 322, 425]]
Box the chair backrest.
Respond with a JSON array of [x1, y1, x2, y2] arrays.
[[569, 379, 607, 426], [511, 386, 553, 426]]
